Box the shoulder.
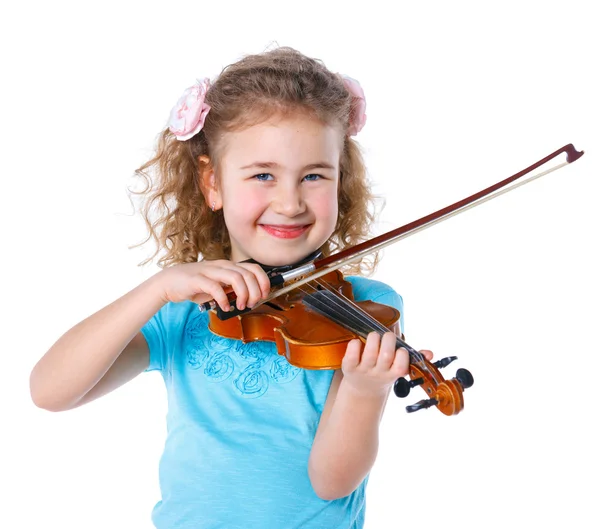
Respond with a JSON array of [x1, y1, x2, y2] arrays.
[[344, 275, 403, 311], [142, 300, 207, 372], [151, 300, 198, 322], [143, 300, 202, 341]]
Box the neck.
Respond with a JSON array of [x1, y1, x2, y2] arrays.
[[239, 249, 323, 277]]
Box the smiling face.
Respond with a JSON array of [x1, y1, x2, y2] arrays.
[[203, 113, 343, 266]]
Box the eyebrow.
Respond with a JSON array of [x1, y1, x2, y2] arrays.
[[240, 161, 336, 171]]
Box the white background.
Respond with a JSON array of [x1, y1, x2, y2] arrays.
[[2, 1, 598, 528]]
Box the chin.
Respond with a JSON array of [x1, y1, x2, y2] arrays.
[[232, 232, 329, 268], [253, 254, 305, 267], [247, 246, 321, 268]]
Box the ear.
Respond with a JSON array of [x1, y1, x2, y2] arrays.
[[198, 155, 222, 210]]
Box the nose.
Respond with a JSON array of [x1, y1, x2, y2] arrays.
[[271, 183, 306, 217]]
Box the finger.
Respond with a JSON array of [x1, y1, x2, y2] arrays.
[[241, 262, 272, 297], [237, 262, 272, 305], [227, 266, 260, 309], [200, 263, 252, 310], [211, 261, 270, 310], [190, 276, 232, 311], [359, 332, 380, 369], [391, 347, 410, 378], [217, 268, 251, 310], [375, 332, 397, 372], [342, 338, 362, 371], [419, 349, 434, 361]]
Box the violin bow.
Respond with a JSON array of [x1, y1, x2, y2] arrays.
[[198, 143, 584, 312], [198, 143, 583, 415]]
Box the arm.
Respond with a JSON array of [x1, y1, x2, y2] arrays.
[[308, 332, 433, 501], [30, 260, 271, 412], [308, 369, 389, 501], [29, 274, 165, 411]]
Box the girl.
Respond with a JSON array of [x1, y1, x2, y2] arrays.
[[30, 47, 433, 528]]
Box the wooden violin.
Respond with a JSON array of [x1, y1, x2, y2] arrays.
[[199, 143, 584, 415]]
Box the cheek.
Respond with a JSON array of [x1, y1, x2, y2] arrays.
[[313, 192, 339, 226], [224, 186, 265, 222]]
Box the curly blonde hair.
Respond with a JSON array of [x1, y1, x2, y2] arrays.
[[132, 47, 381, 274]]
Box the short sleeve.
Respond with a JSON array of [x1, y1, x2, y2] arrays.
[[141, 300, 197, 373], [141, 308, 168, 372]]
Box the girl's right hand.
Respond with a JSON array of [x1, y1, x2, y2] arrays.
[[157, 260, 272, 311]]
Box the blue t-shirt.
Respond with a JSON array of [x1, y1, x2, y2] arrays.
[[141, 275, 404, 529]]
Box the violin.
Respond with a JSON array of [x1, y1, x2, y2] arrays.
[[199, 144, 584, 415]]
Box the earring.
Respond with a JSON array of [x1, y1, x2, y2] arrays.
[[211, 201, 215, 212]]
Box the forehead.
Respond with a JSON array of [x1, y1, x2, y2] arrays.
[[218, 114, 344, 169]]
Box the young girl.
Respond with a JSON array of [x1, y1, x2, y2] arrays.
[[30, 47, 433, 528]]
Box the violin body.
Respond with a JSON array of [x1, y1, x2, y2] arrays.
[[207, 268, 470, 415], [207, 270, 401, 369]]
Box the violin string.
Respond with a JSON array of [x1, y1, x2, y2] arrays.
[[300, 279, 406, 344], [301, 287, 432, 379], [299, 279, 430, 371], [296, 281, 377, 337], [300, 287, 375, 339], [298, 279, 399, 340], [313, 279, 421, 351], [306, 287, 382, 341], [313, 280, 389, 334], [313, 286, 428, 370], [298, 282, 438, 386]]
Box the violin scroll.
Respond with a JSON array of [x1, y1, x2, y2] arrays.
[[393, 355, 474, 416]]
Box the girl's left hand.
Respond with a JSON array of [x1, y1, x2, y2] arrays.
[[341, 332, 434, 398]]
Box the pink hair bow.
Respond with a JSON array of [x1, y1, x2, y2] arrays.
[[341, 75, 367, 136], [168, 78, 211, 141]]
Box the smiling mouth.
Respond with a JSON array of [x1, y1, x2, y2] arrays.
[[260, 224, 311, 239]]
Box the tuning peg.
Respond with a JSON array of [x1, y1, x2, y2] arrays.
[[456, 368, 474, 389], [393, 376, 424, 398], [433, 356, 458, 369], [406, 398, 439, 413]]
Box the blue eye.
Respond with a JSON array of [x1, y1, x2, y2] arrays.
[[254, 173, 273, 181], [303, 174, 322, 181]]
